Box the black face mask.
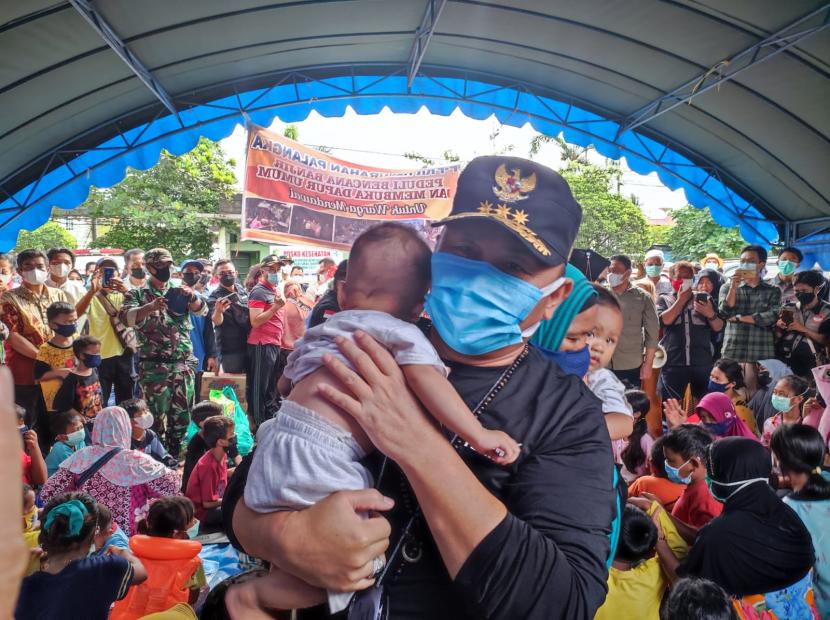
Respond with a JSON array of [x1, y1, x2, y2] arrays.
[[131, 267, 146, 279], [796, 291, 816, 307], [182, 272, 199, 287], [219, 274, 236, 288], [757, 369, 771, 388], [151, 266, 170, 282]]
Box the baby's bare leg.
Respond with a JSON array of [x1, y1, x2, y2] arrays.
[[225, 567, 326, 619]]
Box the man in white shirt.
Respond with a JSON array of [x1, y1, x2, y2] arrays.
[[123, 248, 147, 290], [46, 248, 88, 332], [642, 248, 673, 297]]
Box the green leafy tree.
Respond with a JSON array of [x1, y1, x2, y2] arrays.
[[85, 138, 236, 262], [663, 205, 746, 261], [15, 221, 77, 252], [561, 163, 651, 258]]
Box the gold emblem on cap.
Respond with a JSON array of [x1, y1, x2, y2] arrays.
[[465, 201, 550, 256], [493, 163, 537, 203]]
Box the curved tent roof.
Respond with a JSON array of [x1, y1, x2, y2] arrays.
[[1, 1, 829, 254]]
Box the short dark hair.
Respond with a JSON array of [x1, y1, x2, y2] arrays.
[[137, 496, 193, 537], [661, 577, 737, 620], [662, 424, 713, 461], [47, 248, 75, 264], [318, 257, 336, 269], [592, 283, 622, 312], [50, 409, 82, 436], [16, 249, 47, 268], [124, 248, 144, 263], [213, 258, 233, 272], [778, 246, 804, 263], [625, 389, 650, 418], [777, 374, 810, 397], [202, 416, 234, 447], [650, 436, 670, 478], [46, 301, 76, 322], [120, 398, 147, 417], [794, 270, 825, 289], [72, 335, 100, 358], [97, 503, 113, 532], [741, 244, 767, 264], [713, 358, 745, 389], [610, 255, 632, 271], [191, 400, 224, 425], [616, 505, 657, 563]]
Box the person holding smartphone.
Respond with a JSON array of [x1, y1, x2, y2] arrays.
[[775, 270, 830, 378], [208, 259, 250, 374], [120, 248, 207, 458], [657, 261, 725, 403], [719, 245, 782, 395]]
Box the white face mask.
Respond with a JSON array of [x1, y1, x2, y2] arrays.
[[705, 262, 719, 270], [521, 277, 567, 338], [680, 279, 693, 292], [170, 278, 183, 288], [607, 272, 626, 288], [136, 413, 154, 430], [0, 273, 11, 285], [50, 264, 71, 278], [23, 268, 48, 285]]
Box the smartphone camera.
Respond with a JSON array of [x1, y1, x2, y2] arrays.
[[102, 267, 115, 287]]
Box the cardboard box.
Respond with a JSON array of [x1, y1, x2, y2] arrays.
[[199, 372, 247, 412]]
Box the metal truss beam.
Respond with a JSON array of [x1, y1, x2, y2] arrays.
[[617, 3, 830, 137], [68, 0, 179, 117], [0, 64, 785, 247], [407, 0, 447, 87]]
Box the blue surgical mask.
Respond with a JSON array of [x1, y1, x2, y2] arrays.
[[778, 260, 797, 277], [664, 459, 693, 485], [53, 323, 77, 337], [186, 519, 200, 539], [539, 346, 591, 378], [707, 379, 728, 393], [771, 393, 793, 413], [66, 429, 85, 448], [267, 273, 280, 286], [424, 252, 565, 356], [645, 265, 662, 277], [83, 354, 102, 369], [704, 421, 730, 437]]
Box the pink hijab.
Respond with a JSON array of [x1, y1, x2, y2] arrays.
[[59, 407, 168, 486], [696, 393, 759, 440]]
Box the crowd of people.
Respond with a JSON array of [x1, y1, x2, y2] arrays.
[[0, 154, 829, 619]]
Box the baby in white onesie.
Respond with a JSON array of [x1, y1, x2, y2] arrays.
[[228, 222, 520, 618]]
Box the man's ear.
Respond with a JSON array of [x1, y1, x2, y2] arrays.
[[690, 456, 705, 471], [335, 280, 347, 309], [541, 278, 573, 321]]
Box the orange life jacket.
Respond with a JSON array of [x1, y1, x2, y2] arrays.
[[110, 535, 202, 620]]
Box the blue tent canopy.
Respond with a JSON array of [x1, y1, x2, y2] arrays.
[[1, 2, 828, 258]]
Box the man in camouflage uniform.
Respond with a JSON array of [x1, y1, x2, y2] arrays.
[[120, 248, 207, 457]]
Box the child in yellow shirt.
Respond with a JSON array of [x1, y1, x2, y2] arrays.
[[595, 503, 688, 620]]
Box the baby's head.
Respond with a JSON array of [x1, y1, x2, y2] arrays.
[[587, 284, 623, 372], [615, 505, 657, 567], [339, 223, 432, 322]]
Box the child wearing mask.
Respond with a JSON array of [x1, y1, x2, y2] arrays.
[[111, 497, 206, 618], [762, 375, 809, 448], [33, 301, 77, 419], [585, 285, 635, 445], [15, 492, 147, 619], [628, 436, 685, 511], [53, 336, 103, 422], [595, 504, 687, 620], [661, 424, 722, 530], [44, 409, 86, 477], [708, 358, 757, 435], [122, 398, 179, 469], [185, 416, 235, 531], [181, 400, 236, 491]]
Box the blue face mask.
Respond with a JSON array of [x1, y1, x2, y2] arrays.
[[704, 421, 731, 437], [707, 379, 729, 393], [267, 273, 280, 286], [539, 346, 591, 378], [53, 323, 77, 337], [66, 429, 86, 448], [186, 519, 200, 539], [664, 459, 693, 485], [424, 252, 565, 356], [83, 354, 102, 369]]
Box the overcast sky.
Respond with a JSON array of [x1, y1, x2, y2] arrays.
[[220, 107, 688, 220]]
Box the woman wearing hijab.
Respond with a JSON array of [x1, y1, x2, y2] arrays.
[[664, 393, 759, 441], [41, 407, 180, 535], [669, 437, 817, 618]]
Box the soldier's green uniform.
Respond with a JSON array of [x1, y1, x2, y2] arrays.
[[120, 249, 208, 457]]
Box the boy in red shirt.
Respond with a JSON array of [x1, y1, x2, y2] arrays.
[[184, 416, 234, 533], [662, 424, 722, 530]]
